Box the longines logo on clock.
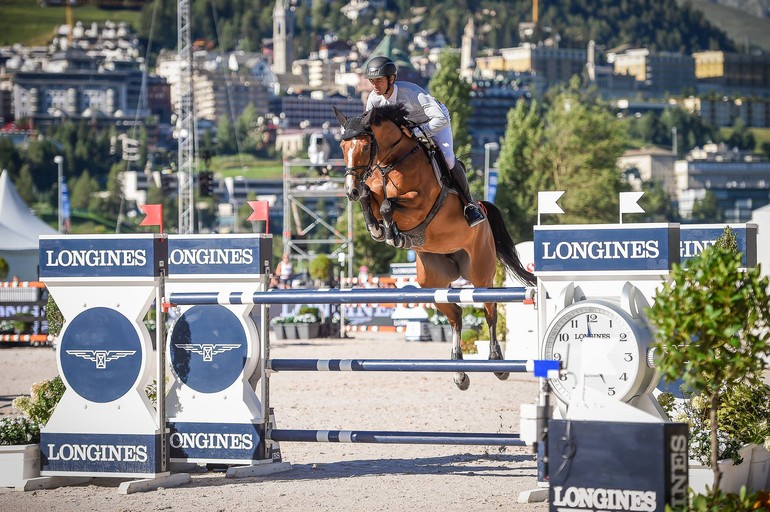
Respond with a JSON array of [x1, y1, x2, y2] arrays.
[[542, 299, 658, 405]]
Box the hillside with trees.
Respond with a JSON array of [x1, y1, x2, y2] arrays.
[[138, 0, 737, 60]]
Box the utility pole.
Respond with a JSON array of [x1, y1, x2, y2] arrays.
[[177, 0, 195, 234]]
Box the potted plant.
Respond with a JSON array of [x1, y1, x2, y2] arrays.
[[45, 293, 64, 347], [428, 310, 449, 342], [647, 227, 770, 503], [293, 306, 321, 339], [270, 315, 295, 340], [1, 376, 65, 487]]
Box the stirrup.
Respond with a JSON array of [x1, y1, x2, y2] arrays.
[[464, 204, 486, 227]]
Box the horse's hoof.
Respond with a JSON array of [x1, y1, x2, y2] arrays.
[[489, 349, 504, 361], [454, 373, 470, 391], [494, 371, 510, 381]]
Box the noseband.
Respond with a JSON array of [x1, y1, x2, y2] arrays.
[[344, 134, 377, 181]]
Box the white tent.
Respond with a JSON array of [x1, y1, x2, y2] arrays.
[[0, 170, 57, 281]]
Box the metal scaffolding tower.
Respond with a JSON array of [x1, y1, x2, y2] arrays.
[[282, 160, 354, 281], [177, 0, 195, 234]]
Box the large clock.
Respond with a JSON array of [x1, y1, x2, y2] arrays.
[[541, 297, 659, 407]]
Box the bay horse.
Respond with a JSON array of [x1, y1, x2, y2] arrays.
[[334, 104, 536, 391]]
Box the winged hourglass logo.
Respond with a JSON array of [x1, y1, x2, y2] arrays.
[[65, 350, 137, 369], [175, 343, 240, 362]]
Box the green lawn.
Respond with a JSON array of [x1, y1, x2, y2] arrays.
[[0, 0, 142, 46], [719, 127, 770, 152], [211, 154, 284, 180]]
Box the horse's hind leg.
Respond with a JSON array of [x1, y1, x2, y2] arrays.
[[485, 302, 509, 381]]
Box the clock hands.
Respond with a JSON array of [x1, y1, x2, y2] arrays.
[[586, 314, 592, 338]]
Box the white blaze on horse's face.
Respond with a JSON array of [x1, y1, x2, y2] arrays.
[[343, 138, 364, 201]]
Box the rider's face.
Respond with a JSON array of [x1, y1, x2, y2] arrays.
[[369, 76, 392, 96]]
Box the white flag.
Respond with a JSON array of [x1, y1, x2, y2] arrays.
[[619, 192, 645, 215], [538, 191, 565, 215]]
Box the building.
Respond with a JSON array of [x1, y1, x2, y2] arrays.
[[608, 48, 695, 95], [675, 142, 770, 221], [617, 146, 677, 197], [270, 93, 363, 129], [683, 96, 770, 129], [272, 0, 294, 75], [193, 71, 269, 122], [693, 51, 770, 96], [467, 74, 533, 166], [476, 43, 587, 95]]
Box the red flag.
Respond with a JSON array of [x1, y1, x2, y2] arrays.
[[139, 204, 163, 233], [247, 200, 270, 233]]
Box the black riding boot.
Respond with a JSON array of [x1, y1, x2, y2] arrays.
[[450, 160, 486, 227]]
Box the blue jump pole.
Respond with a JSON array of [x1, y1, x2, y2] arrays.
[[269, 429, 525, 446], [168, 286, 531, 306], [268, 358, 530, 373]]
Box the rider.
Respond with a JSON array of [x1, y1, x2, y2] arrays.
[[364, 56, 486, 227]]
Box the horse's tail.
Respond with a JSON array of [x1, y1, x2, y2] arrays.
[[482, 201, 536, 287]]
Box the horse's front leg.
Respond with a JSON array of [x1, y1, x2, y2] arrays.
[[359, 191, 385, 242], [379, 199, 412, 249], [435, 302, 468, 391], [485, 302, 509, 381]]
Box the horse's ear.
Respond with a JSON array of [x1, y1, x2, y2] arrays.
[[332, 106, 347, 127]]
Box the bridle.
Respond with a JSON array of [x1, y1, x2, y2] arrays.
[[344, 133, 377, 182], [345, 128, 420, 184]]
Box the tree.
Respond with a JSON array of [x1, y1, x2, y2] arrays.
[[428, 51, 473, 166], [236, 103, 261, 155], [14, 165, 36, 207], [539, 80, 628, 224], [69, 171, 98, 211], [0, 138, 22, 178], [648, 229, 770, 494], [624, 181, 679, 223], [691, 190, 722, 222], [217, 114, 238, 155], [724, 117, 756, 151], [496, 99, 545, 241], [497, 78, 628, 237]]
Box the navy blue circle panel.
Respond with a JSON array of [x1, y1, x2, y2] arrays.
[[59, 307, 143, 403], [170, 305, 248, 393]]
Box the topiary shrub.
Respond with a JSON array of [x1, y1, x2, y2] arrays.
[[309, 254, 333, 285]]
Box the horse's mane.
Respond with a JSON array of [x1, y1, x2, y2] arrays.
[[363, 103, 411, 130]]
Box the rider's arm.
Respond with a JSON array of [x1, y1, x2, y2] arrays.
[[416, 91, 449, 137]]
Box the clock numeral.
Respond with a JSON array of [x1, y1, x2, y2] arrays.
[[559, 373, 568, 381], [607, 387, 616, 396], [570, 319, 578, 328], [624, 353, 633, 362], [619, 332, 628, 341], [609, 319, 613, 328], [588, 314, 598, 323], [552, 353, 562, 361], [558, 333, 569, 342], [619, 373, 628, 381]]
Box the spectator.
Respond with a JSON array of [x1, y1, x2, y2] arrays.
[[275, 254, 293, 289]]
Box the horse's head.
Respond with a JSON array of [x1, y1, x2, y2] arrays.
[[334, 106, 375, 202]]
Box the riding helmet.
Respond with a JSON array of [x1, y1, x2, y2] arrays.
[[365, 56, 398, 79]]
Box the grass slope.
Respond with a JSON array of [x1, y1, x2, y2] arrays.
[[680, 0, 770, 52], [0, 0, 142, 46]]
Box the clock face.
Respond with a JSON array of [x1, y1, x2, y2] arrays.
[[542, 302, 646, 404]]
